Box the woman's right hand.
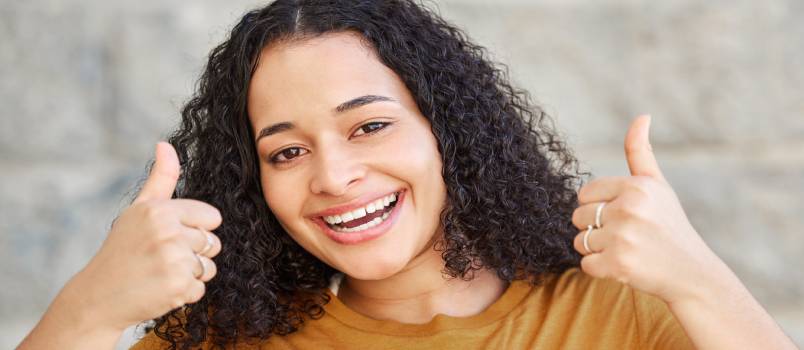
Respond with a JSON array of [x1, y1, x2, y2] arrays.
[[68, 142, 223, 331]]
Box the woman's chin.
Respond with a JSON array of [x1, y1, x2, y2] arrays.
[[337, 255, 410, 281]]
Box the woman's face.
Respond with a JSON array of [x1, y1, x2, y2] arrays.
[[247, 32, 447, 280]]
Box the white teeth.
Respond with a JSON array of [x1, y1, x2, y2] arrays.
[[351, 207, 367, 220], [332, 215, 387, 233], [323, 191, 400, 227]]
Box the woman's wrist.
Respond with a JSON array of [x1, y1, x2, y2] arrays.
[[59, 268, 132, 334], [662, 251, 738, 307], [17, 276, 126, 349], [665, 260, 797, 350]]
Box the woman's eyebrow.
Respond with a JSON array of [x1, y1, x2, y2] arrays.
[[256, 122, 294, 143], [255, 95, 396, 143], [334, 94, 395, 113]]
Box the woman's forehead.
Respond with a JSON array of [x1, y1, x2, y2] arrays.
[[247, 32, 415, 125]]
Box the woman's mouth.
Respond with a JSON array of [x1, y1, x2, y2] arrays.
[[322, 191, 399, 233], [316, 190, 405, 245]]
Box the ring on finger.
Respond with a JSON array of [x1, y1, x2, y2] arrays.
[[198, 228, 214, 256], [193, 254, 206, 279], [583, 225, 597, 254], [594, 202, 606, 229]]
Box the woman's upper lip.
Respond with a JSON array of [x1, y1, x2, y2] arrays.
[[309, 189, 402, 218]]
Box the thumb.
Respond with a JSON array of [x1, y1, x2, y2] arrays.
[[134, 142, 180, 204], [625, 115, 667, 182]]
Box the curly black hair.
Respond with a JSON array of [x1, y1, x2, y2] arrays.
[[142, 0, 586, 348]]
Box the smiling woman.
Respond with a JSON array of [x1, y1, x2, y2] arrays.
[[16, 0, 797, 349], [249, 33, 451, 280]]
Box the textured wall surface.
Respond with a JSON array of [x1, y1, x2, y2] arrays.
[[1, 0, 802, 348]]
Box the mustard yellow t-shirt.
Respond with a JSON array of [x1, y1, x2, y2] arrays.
[[131, 268, 694, 349]]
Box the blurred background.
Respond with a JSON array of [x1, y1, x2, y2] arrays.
[[1, 0, 802, 348]]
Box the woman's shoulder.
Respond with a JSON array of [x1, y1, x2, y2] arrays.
[[531, 266, 630, 299], [519, 267, 694, 349], [527, 267, 675, 321]]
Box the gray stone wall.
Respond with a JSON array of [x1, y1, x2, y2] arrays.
[[1, 1, 801, 348]]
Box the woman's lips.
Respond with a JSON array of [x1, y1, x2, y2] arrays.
[[311, 190, 400, 218], [315, 190, 405, 245]]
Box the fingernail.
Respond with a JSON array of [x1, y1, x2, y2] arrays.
[[645, 114, 653, 150]]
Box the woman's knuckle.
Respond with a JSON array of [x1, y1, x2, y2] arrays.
[[163, 277, 185, 296], [144, 218, 178, 241], [141, 202, 168, 220], [629, 177, 655, 196], [188, 283, 206, 303], [210, 207, 223, 226], [577, 186, 590, 203], [209, 235, 223, 257], [612, 230, 636, 248], [620, 201, 652, 223], [159, 222, 189, 242], [206, 260, 218, 276], [156, 244, 184, 266], [211, 268, 219, 281], [615, 200, 639, 217], [571, 209, 582, 227]]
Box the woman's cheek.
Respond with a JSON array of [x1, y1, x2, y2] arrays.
[[262, 173, 297, 222]]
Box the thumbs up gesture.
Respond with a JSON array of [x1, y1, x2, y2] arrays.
[[66, 142, 223, 332], [572, 115, 724, 304]]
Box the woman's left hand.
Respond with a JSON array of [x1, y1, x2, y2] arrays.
[[572, 115, 727, 305]]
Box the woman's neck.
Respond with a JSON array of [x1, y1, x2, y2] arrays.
[[336, 247, 508, 324]]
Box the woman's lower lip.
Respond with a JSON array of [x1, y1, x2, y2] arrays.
[[315, 190, 405, 245]]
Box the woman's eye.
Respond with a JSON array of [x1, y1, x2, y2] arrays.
[[270, 147, 308, 163], [352, 121, 390, 137]]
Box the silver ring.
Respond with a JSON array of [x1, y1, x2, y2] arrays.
[[193, 254, 206, 279], [594, 202, 606, 229], [198, 228, 214, 256], [583, 225, 596, 254]]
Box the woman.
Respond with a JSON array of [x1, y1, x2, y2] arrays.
[[19, 0, 796, 349]]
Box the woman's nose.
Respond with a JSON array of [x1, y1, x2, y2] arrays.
[[309, 147, 366, 196]]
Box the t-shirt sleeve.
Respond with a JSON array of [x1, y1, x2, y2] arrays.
[[631, 288, 696, 349]]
